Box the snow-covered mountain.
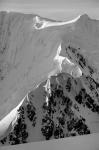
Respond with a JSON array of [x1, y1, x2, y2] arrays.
[[0, 11, 99, 147]]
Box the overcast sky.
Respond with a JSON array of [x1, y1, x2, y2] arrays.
[[0, 0, 99, 20]]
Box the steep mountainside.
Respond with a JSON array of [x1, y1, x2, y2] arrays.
[[0, 12, 99, 147]]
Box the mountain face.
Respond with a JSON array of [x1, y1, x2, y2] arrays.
[[0, 70, 99, 146], [0, 12, 99, 146]]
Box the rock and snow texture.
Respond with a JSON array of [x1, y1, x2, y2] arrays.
[[0, 71, 99, 146], [0, 11, 99, 146]]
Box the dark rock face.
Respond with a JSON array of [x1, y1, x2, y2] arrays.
[[1, 71, 99, 146], [40, 73, 92, 140], [0, 96, 39, 146], [8, 105, 29, 145], [1, 41, 99, 146]]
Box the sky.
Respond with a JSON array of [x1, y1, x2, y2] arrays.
[[0, 0, 99, 20]]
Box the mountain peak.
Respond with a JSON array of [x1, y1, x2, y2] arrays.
[[79, 14, 90, 19], [76, 13, 91, 24]]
